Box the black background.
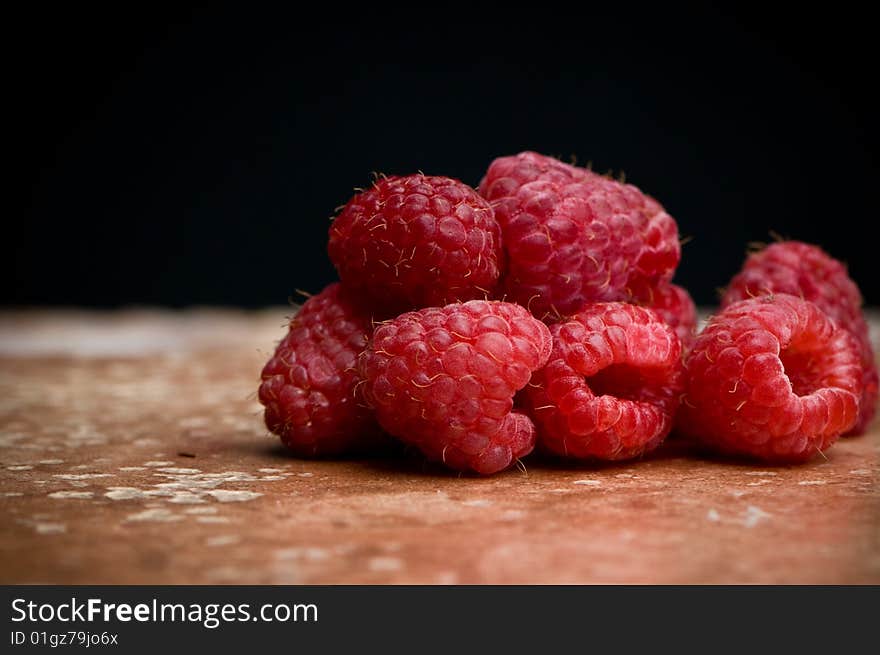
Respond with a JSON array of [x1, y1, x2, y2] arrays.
[[10, 5, 877, 308]]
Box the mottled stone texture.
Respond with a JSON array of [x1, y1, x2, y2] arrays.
[[1, 310, 878, 584]]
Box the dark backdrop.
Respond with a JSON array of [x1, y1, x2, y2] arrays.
[[9, 5, 877, 307]]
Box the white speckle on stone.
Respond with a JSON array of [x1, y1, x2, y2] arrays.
[[296, 472, 313, 478], [118, 467, 146, 472], [71, 465, 90, 470], [205, 535, 240, 547], [275, 547, 330, 561], [615, 473, 634, 479], [798, 480, 827, 486], [730, 489, 746, 498], [165, 492, 206, 504], [260, 475, 286, 481], [125, 508, 182, 523], [206, 490, 262, 502], [184, 506, 218, 515], [742, 505, 771, 528], [17, 518, 68, 534], [500, 509, 526, 521], [53, 473, 114, 480], [38, 459, 64, 465], [461, 499, 492, 507], [36, 522, 67, 535], [48, 491, 93, 499], [1, 492, 24, 497], [105, 487, 147, 501], [143, 461, 174, 467], [573, 479, 601, 486], [746, 479, 772, 487], [707, 508, 721, 522], [155, 467, 201, 475], [7, 465, 33, 471], [259, 468, 284, 473], [744, 471, 778, 476], [849, 469, 870, 475], [368, 556, 403, 572], [196, 516, 231, 524]]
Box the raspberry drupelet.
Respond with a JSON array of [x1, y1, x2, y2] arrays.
[[627, 281, 698, 350]]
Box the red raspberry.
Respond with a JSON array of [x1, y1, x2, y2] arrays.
[[258, 283, 381, 456], [478, 150, 596, 198], [328, 174, 503, 317], [358, 300, 552, 474], [628, 281, 698, 349], [677, 294, 862, 462], [722, 241, 877, 434], [523, 302, 684, 460], [479, 152, 680, 320]]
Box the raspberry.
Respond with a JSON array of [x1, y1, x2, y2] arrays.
[[258, 283, 381, 456], [328, 174, 503, 317], [479, 152, 680, 320], [722, 241, 877, 434], [358, 300, 552, 474], [478, 150, 596, 199], [677, 294, 862, 462], [522, 302, 684, 460], [628, 281, 698, 349]]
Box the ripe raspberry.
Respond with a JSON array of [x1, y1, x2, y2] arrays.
[[478, 150, 596, 199], [258, 283, 381, 456], [328, 174, 503, 317], [722, 241, 877, 434], [677, 294, 862, 462], [522, 302, 684, 460], [479, 152, 680, 320], [628, 281, 698, 349], [358, 300, 552, 474]]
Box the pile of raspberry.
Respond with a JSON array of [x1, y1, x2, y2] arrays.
[[258, 152, 876, 474]]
